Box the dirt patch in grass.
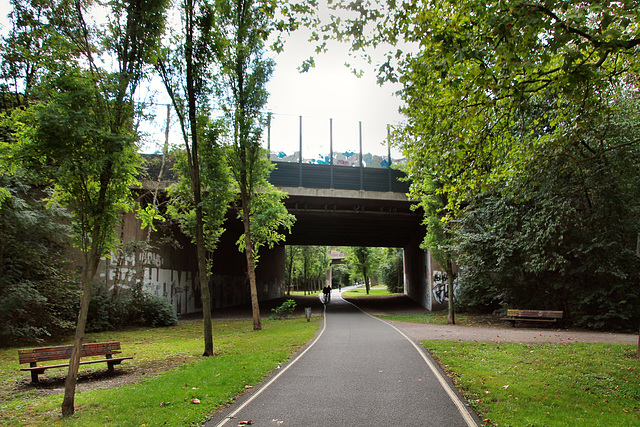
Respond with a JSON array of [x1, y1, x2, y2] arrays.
[[5, 355, 196, 402], [3, 299, 324, 403]]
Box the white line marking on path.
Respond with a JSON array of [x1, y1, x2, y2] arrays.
[[214, 303, 327, 427], [341, 296, 479, 427]]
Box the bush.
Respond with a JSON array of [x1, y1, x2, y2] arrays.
[[87, 285, 178, 332], [86, 285, 120, 332], [270, 299, 297, 320], [139, 294, 178, 327], [0, 174, 80, 345]]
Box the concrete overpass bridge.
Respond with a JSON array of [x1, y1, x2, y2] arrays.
[[269, 162, 418, 247], [262, 161, 434, 309], [100, 153, 446, 319]]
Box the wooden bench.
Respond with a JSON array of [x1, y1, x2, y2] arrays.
[[501, 309, 563, 327], [18, 341, 133, 383]]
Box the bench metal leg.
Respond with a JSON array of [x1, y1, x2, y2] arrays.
[[106, 354, 114, 371], [29, 362, 40, 383]]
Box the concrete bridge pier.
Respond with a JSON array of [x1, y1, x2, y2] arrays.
[[403, 236, 431, 310], [209, 217, 286, 309], [255, 245, 286, 300]]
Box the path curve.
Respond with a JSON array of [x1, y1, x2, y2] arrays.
[[205, 291, 480, 426]]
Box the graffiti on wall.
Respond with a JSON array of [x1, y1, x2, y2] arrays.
[[100, 250, 198, 315], [140, 251, 163, 268], [270, 151, 400, 168], [104, 250, 164, 283], [431, 271, 460, 305], [143, 269, 196, 315]]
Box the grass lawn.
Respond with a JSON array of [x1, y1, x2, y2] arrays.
[[342, 286, 399, 298], [0, 318, 319, 426], [377, 311, 505, 327], [286, 290, 319, 297], [425, 340, 640, 426]]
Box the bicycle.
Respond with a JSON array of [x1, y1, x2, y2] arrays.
[[322, 292, 330, 304]]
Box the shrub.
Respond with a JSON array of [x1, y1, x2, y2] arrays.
[[86, 285, 119, 332], [87, 285, 178, 332], [0, 174, 80, 345], [139, 294, 178, 327], [270, 299, 297, 320]]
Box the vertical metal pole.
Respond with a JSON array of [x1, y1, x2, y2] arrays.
[[299, 115, 303, 187], [387, 125, 392, 192], [267, 113, 271, 159], [330, 118, 334, 188], [164, 104, 171, 154], [359, 121, 364, 191]]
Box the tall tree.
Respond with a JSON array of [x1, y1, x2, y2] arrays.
[[298, 246, 330, 293], [326, 0, 640, 212], [378, 248, 403, 293], [214, 0, 296, 331], [345, 246, 377, 294], [456, 91, 640, 327], [285, 245, 301, 294], [155, 0, 233, 356], [0, 0, 77, 106], [323, 0, 640, 328], [3, 0, 167, 416]]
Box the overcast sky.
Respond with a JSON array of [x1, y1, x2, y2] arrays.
[[265, 29, 405, 160], [0, 2, 405, 158]]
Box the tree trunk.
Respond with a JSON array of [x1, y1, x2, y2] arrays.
[[61, 230, 102, 416], [241, 193, 261, 331], [287, 247, 294, 295], [445, 261, 455, 325], [396, 251, 403, 293], [195, 203, 214, 355], [185, 5, 214, 355]]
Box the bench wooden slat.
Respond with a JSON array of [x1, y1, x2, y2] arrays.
[[506, 309, 563, 319], [501, 309, 564, 327], [20, 356, 134, 372], [18, 342, 121, 364]]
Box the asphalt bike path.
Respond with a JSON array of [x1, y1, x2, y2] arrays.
[[206, 290, 479, 426]]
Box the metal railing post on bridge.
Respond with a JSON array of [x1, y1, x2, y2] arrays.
[[387, 124, 392, 192], [359, 121, 364, 190], [330, 118, 334, 188], [267, 113, 271, 159], [299, 115, 303, 187]]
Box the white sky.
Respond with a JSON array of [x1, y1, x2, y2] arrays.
[[265, 29, 405, 160], [0, 1, 405, 159]]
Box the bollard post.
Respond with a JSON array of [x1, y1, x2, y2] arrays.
[[305, 307, 312, 322]]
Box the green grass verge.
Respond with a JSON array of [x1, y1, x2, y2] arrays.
[[342, 286, 399, 298], [286, 291, 318, 297], [424, 340, 640, 426], [377, 312, 504, 327], [0, 318, 319, 426]]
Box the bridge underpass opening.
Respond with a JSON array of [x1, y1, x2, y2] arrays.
[[271, 185, 433, 309]]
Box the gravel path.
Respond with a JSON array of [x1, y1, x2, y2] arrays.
[[388, 320, 638, 345], [343, 294, 638, 345]]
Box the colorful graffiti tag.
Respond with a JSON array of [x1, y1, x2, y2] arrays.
[[431, 271, 460, 305], [270, 151, 402, 169]]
